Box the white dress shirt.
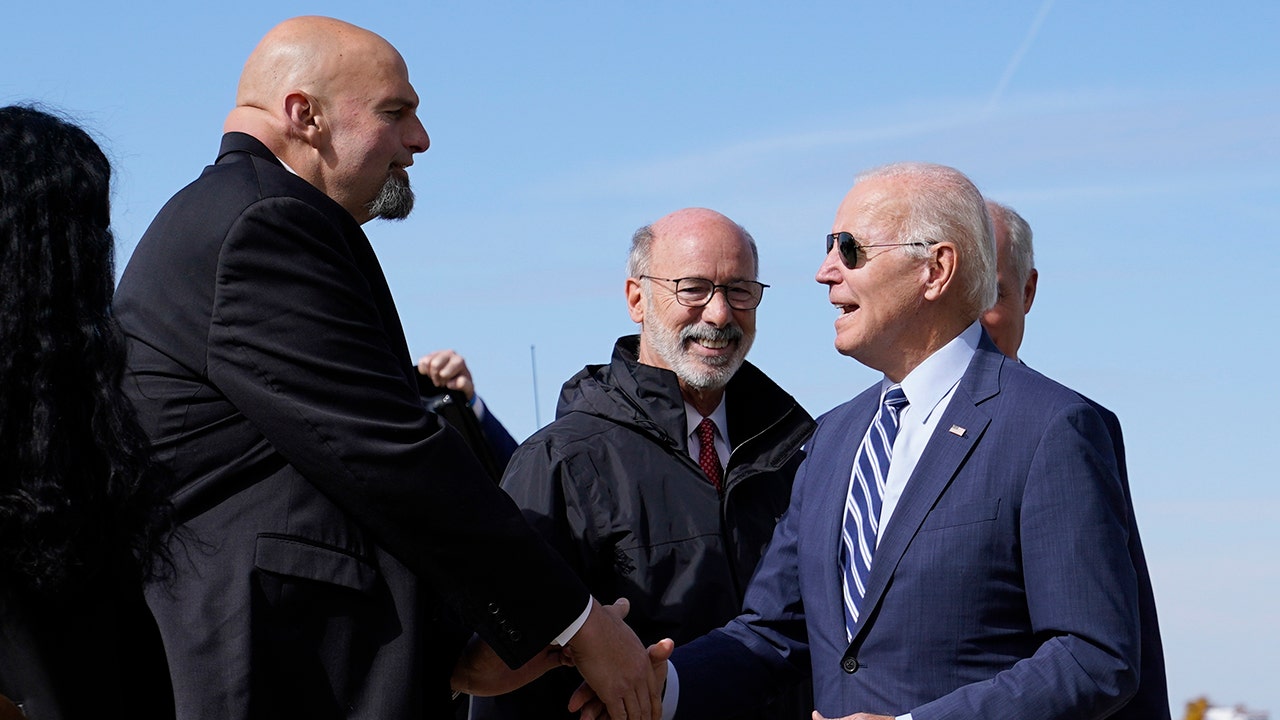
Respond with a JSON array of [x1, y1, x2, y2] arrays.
[[874, 321, 980, 541]]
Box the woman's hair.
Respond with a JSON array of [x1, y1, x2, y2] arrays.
[[0, 105, 169, 595]]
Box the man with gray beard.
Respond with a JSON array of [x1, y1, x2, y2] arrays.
[[114, 16, 659, 719], [476, 208, 817, 720]]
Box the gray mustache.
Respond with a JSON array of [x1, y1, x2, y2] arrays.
[[681, 324, 743, 343]]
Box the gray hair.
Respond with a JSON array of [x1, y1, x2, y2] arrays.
[[855, 162, 997, 316], [986, 200, 1035, 286], [627, 218, 760, 280]]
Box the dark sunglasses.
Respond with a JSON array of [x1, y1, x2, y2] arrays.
[[826, 231, 939, 269]]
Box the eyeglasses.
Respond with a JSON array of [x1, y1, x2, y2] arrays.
[[639, 276, 769, 310], [826, 231, 939, 269]]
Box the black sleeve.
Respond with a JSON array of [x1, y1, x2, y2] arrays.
[[207, 197, 587, 666]]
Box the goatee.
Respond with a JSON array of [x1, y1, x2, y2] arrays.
[[368, 172, 414, 220]]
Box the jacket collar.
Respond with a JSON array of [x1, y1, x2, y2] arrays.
[[216, 132, 285, 168], [555, 335, 814, 474]]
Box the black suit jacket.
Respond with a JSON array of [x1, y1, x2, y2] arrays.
[[115, 133, 587, 719]]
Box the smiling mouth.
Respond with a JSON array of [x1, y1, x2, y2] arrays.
[[692, 337, 731, 350]]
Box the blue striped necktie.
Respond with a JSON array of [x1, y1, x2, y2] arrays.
[[841, 384, 908, 640]]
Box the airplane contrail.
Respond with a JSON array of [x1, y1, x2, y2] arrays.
[[987, 0, 1056, 113]]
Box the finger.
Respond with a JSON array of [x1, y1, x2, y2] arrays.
[[575, 697, 609, 720], [649, 638, 674, 663], [646, 668, 661, 720], [567, 681, 597, 713], [605, 596, 631, 620], [621, 688, 645, 720], [626, 685, 651, 720], [604, 694, 628, 720], [417, 351, 451, 381]]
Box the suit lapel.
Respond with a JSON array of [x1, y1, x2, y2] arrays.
[[850, 343, 1005, 645]]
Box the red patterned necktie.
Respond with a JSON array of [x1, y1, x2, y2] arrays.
[[696, 417, 723, 493]]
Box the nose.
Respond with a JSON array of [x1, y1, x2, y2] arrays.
[[407, 116, 430, 154], [816, 244, 843, 286], [700, 287, 734, 326]]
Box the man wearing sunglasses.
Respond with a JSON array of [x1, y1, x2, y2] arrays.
[[630, 164, 1140, 720], [480, 208, 816, 720]]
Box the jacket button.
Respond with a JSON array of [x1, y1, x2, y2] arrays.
[[487, 603, 501, 615], [841, 656, 859, 674], [508, 630, 523, 642]]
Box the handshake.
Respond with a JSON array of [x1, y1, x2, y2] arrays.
[[452, 597, 674, 720]]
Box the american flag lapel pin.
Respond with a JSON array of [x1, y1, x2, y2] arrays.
[[948, 425, 966, 437]]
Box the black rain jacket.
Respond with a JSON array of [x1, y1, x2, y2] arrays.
[[477, 335, 816, 720]]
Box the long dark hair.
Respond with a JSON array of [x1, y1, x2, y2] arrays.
[[0, 105, 169, 596]]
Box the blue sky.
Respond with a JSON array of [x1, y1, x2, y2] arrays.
[[5, 0, 1278, 714]]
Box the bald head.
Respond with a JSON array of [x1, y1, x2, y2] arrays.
[[225, 17, 430, 224], [627, 208, 759, 280], [235, 17, 384, 116]]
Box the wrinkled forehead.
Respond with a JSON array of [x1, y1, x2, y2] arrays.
[[652, 227, 755, 278]]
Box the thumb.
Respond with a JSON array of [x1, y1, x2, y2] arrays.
[[606, 596, 631, 620], [649, 638, 674, 664]]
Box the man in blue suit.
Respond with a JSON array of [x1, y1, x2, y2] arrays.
[[616, 163, 1142, 720]]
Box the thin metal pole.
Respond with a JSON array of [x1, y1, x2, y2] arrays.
[[530, 344, 541, 428]]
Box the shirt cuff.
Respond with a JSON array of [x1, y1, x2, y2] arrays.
[[661, 659, 678, 720], [552, 597, 593, 646]]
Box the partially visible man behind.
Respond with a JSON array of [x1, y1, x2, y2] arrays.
[[480, 208, 815, 719], [114, 16, 656, 720], [982, 200, 1170, 720]]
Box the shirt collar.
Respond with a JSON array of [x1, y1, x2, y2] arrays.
[[685, 395, 729, 440], [887, 321, 981, 425]]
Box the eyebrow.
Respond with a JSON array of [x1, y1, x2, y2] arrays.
[[381, 93, 419, 110]]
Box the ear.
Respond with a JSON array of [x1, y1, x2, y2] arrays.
[[283, 91, 323, 147], [626, 277, 646, 324], [922, 242, 957, 301], [1022, 268, 1038, 314]]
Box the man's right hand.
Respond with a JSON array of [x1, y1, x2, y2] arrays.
[[565, 597, 662, 720]]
